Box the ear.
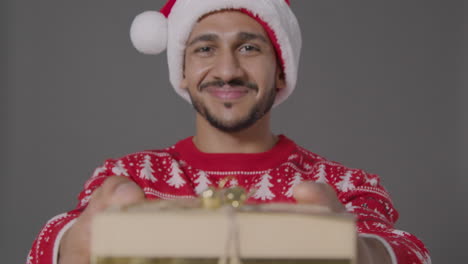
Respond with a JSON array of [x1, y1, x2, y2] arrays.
[[275, 65, 286, 91]]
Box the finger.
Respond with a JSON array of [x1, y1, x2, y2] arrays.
[[86, 176, 143, 214], [293, 181, 327, 204], [293, 181, 345, 212], [109, 180, 146, 206]]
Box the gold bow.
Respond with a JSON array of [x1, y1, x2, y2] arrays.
[[200, 176, 249, 209]]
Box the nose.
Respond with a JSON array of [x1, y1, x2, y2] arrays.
[[212, 50, 245, 82]]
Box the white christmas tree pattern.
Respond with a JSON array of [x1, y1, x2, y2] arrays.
[[285, 172, 303, 197], [92, 166, 107, 178], [112, 160, 129, 176], [403, 237, 431, 264], [364, 173, 378, 186], [194, 171, 211, 194], [167, 160, 186, 188], [314, 164, 328, 183], [253, 173, 276, 201], [27, 254, 33, 264], [80, 195, 92, 207], [345, 202, 360, 212], [139, 155, 157, 183], [229, 178, 239, 187], [372, 222, 387, 229], [335, 170, 356, 192], [391, 229, 410, 237]]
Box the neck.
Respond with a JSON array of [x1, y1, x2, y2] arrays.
[[193, 113, 277, 153]]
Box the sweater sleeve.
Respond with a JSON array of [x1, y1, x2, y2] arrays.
[[333, 168, 431, 264], [27, 157, 134, 264]]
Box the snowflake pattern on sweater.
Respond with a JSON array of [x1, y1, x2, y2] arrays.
[[27, 135, 431, 264]]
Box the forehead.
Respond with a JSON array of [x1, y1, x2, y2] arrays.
[[188, 10, 270, 41]]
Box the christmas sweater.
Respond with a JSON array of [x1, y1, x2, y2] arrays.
[[28, 135, 430, 264]]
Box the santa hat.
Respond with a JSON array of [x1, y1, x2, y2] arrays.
[[130, 0, 302, 107]]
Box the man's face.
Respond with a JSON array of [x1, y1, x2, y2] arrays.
[[181, 11, 285, 133]]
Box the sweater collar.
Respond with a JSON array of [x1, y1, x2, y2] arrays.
[[172, 134, 297, 171]]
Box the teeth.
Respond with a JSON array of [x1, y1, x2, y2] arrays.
[[219, 86, 247, 90]]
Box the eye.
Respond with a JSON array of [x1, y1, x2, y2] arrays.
[[194, 46, 214, 54], [239, 44, 260, 53]]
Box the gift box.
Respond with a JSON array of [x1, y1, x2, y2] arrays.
[[91, 198, 357, 264]]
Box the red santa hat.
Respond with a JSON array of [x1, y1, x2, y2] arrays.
[[130, 0, 302, 107]]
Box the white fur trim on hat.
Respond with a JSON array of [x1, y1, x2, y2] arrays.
[[130, 11, 168, 55]]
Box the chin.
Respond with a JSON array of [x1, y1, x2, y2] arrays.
[[205, 106, 265, 133], [190, 91, 272, 132]]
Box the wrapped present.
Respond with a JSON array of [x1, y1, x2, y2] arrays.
[[91, 187, 357, 264]]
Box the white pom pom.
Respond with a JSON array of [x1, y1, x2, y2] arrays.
[[130, 11, 168, 55]]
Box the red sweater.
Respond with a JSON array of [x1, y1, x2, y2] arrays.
[[27, 135, 430, 264]]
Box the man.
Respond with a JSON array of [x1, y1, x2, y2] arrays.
[[28, 1, 430, 263]]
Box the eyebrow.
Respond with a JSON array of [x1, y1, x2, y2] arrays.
[[237, 32, 268, 43], [187, 32, 269, 47], [187, 34, 219, 47]]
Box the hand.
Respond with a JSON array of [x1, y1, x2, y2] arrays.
[[292, 181, 345, 213], [293, 181, 392, 264], [58, 176, 145, 264]]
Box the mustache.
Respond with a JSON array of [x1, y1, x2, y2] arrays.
[[199, 79, 258, 92]]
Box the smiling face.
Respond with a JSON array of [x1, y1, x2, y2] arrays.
[[180, 11, 285, 133]]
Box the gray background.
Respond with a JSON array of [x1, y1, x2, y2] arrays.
[[2, 0, 467, 263]]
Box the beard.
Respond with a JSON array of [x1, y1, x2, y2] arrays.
[[188, 82, 277, 133]]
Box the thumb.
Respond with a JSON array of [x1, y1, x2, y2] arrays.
[[293, 181, 345, 213], [293, 181, 327, 204], [110, 181, 146, 206]]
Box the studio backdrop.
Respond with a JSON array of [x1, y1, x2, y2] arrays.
[[3, 0, 467, 263]]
